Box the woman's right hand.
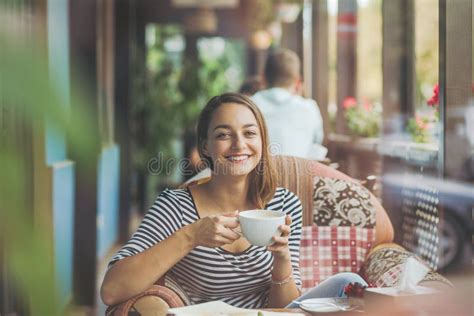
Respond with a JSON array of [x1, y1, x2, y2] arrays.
[[190, 211, 241, 248]]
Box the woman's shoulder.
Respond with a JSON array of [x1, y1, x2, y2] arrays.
[[273, 187, 301, 202], [270, 188, 302, 219], [155, 188, 191, 206]]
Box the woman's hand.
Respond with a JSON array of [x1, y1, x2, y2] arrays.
[[190, 211, 241, 248], [267, 215, 292, 261]]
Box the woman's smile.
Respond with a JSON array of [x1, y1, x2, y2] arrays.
[[225, 154, 251, 162]]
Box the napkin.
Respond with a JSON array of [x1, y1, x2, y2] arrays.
[[395, 256, 430, 294]]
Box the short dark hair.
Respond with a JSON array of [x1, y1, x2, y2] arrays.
[[196, 93, 276, 208], [264, 48, 300, 87]]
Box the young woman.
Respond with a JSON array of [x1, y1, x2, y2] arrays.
[[101, 93, 366, 309]]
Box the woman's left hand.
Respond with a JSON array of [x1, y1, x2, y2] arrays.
[[267, 215, 292, 261]]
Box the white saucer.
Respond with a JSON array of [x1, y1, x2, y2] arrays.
[[299, 298, 351, 313]]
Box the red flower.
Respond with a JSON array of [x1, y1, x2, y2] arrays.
[[343, 282, 367, 298], [362, 97, 372, 111], [343, 97, 357, 110], [427, 84, 439, 107]]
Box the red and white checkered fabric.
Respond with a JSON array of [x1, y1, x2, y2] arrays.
[[299, 225, 375, 292]]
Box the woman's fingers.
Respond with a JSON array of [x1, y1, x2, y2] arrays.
[[279, 224, 291, 236], [267, 234, 289, 251], [215, 215, 240, 229], [222, 210, 239, 217], [218, 226, 241, 241], [214, 235, 235, 246], [267, 216, 292, 255], [272, 235, 289, 245]]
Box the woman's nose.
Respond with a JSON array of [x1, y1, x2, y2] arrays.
[[231, 134, 245, 149]]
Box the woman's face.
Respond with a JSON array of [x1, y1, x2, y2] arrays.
[[204, 102, 262, 177]]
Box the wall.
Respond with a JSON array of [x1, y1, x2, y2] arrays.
[[97, 144, 120, 258]]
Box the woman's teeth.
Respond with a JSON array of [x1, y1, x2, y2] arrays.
[[227, 155, 248, 161]]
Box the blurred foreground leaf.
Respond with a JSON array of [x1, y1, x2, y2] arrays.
[[1, 12, 95, 315]]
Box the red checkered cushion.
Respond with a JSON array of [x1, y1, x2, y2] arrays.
[[299, 226, 375, 292]]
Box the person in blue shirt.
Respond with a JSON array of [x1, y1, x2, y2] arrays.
[[252, 48, 326, 159]]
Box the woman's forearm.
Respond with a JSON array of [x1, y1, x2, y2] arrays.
[[100, 224, 195, 306], [267, 255, 300, 308]]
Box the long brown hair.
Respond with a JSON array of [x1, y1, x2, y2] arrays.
[[196, 92, 276, 208]]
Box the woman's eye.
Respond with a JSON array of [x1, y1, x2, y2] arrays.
[[245, 130, 258, 137], [216, 133, 230, 139]]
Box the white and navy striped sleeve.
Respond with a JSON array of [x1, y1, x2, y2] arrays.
[[108, 189, 184, 268], [282, 189, 303, 290]]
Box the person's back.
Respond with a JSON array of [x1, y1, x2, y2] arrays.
[[252, 49, 325, 159]]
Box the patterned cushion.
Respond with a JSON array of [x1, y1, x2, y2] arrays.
[[360, 244, 453, 287], [297, 177, 377, 292], [299, 226, 375, 292], [313, 177, 376, 228]]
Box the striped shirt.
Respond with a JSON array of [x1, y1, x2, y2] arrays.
[[109, 187, 302, 308]]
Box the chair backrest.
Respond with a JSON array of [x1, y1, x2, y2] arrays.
[[272, 156, 377, 291], [272, 156, 357, 226]]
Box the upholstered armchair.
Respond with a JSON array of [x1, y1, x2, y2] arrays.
[[105, 155, 451, 315]]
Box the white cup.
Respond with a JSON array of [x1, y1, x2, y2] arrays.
[[238, 210, 286, 247]]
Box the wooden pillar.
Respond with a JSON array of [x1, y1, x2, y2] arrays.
[[380, 0, 417, 245], [281, 12, 303, 61], [441, 0, 473, 179], [184, 34, 199, 62], [69, 0, 100, 306], [115, 0, 134, 243], [336, 0, 357, 134], [134, 18, 148, 215], [381, 0, 415, 136], [312, 0, 329, 141], [302, 0, 312, 98], [246, 47, 267, 77]]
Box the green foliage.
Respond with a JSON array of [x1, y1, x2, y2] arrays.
[[132, 26, 184, 171], [132, 26, 238, 180], [406, 109, 439, 143], [407, 116, 431, 143]]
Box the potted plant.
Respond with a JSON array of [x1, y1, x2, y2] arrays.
[[406, 84, 439, 143], [343, 96, 381, 138]]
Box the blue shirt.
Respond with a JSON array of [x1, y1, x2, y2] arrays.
[[252, 88, 324, 158]]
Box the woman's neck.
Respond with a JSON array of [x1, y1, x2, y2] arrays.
[[203, 174, 252, 211]]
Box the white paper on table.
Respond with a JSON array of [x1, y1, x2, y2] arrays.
[[366, 286, 439, 297], [395, 257, 430, 294], [168, 301, 305, 316]]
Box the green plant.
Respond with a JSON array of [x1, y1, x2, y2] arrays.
[[406, 113, 434, 143], [132, 25, 184, 172], [132, 28, 241, 202], [343, 97, 381, 137]]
